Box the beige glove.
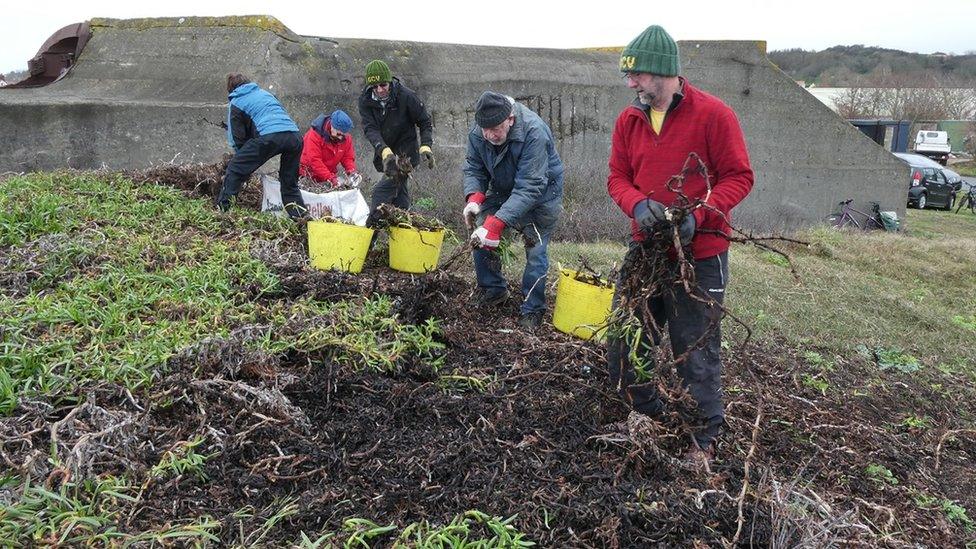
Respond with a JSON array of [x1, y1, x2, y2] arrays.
[[419, 145, 435, 169]]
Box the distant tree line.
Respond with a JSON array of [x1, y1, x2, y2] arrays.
[[832, 76, 976, 120], [829, 77, 976, 155], [1, 70, 28, 84], [772, 45, 976, 150], [769, 45, 976, 87]]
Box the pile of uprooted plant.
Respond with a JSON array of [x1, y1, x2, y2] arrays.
[[0, 167, 974, 547], [371, 204, 447, 233], [123, 156, 232, 201]]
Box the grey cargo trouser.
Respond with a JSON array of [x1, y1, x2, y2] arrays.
[[606, 245, 729, 447]]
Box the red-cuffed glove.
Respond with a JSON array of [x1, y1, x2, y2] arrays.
[[462, 192, 486, 229], [471, 214, 505, 250]]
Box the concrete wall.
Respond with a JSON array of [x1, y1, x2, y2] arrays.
[[0, 16, 907, 236], [679, 42, 907, 230]]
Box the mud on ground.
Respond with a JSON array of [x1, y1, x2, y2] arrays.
[[2, 165, 974, 546]]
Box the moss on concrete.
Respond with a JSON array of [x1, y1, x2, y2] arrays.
[[89, 16, 297, 41], [580, 46, 624, 53], [298, 41, 326, 73]]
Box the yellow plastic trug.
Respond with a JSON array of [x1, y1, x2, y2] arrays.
[[307, 220, 373, 274], [552, 268, 615, 341], [388, 225, 445, 273]]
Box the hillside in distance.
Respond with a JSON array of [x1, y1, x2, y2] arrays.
[[769, 45, 976, 86]]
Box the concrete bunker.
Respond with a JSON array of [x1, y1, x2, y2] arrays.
[[0, 16, 907, 234]]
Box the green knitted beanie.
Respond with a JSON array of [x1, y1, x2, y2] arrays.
[[365, 60, 392, 85], [619, 25, 680, 76]]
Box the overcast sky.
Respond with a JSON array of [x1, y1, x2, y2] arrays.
[[3, 0, 975, 74]]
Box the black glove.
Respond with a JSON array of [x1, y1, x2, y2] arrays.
[[419, 145, 435, 170], [632, 198, 668, 232], [678, 213, 696, 245]]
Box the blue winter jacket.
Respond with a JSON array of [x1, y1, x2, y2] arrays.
[[462, 101, 564, 226], [226, 82, 299, 151]]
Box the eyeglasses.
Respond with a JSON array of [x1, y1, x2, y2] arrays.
[[622, 72, 642, 80]]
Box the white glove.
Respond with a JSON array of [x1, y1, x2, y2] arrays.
[[348, 172, 363, 188], [470, 226, 500, 249], [462, 201, 480, 229]]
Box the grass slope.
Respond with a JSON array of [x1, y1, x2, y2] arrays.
[[1, 172, 975, 547]]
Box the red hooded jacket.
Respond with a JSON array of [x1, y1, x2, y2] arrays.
[[299, 116, 357, 184], [607, 80, 754, 259]]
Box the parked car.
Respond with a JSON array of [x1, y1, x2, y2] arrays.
[[942, 167, 964, 192], [896, 152, 964, 191], [892, 152, 957, 210]]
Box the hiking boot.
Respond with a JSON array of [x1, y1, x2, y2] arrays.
[[476, 288, 509, 308], [519, 311, 544, 330], [680, 441, 715, 473]]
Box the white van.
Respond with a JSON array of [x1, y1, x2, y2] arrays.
[[914, 131, 951, 164]]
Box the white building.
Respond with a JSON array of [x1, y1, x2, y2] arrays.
[[802, 85, 976, 119]]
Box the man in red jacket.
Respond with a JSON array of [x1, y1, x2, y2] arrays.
[[606, 25, 754, 469], [299, 109, 361, 189]]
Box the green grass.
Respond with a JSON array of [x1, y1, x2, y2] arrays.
[[4, 172, 976, 544], [281, 295, 446, 373], [547, 240, 627, 276], [865, 464, 898, 487], [0, 172, 456, 546], [10, 171, 967, 408], [0, 173, 444, 416], [494, 210, 976, 382], [149, 436, 213, 481], [952, 161, 976, 177], [295, 511, 534, 548], [0, 476, 220, 546], [0, 174, 283, 413], [914, 493, 976, 533], [724, 217, 976, 376]]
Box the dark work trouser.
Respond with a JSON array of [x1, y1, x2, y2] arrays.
[[365, 175, 410, 227], [607, 246, 729, 447], [217, 131, 306, 218]]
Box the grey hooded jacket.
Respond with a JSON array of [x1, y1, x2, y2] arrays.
[[462, 101, 564, 227]]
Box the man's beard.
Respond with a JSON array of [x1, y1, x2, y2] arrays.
[[638, 91, 655, 106]]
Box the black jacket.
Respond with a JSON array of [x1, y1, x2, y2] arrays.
[[357, 78, 434, 172]]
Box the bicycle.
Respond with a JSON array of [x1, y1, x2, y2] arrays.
[[824, 199, 887, 231], [955, 185, 976, 215]]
